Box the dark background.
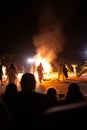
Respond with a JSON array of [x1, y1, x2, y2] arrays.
[[0, 0, 87, 62]]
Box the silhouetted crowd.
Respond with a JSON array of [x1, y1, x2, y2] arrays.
[[0, 63, 87, 129]]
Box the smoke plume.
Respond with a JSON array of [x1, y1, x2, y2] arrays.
[[33, 3, 64, 63]]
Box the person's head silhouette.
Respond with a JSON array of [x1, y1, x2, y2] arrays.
[[20, 73, 36, 92]]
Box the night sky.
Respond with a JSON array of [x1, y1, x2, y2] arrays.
[[0, 0, 87, 61]]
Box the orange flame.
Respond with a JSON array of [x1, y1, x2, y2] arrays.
[[34, 53, 52, 73]]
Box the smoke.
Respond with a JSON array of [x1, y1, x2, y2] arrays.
[[33, 3, 64, 63]]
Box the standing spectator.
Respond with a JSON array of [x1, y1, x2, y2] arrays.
[[0, 65, 3, 85], [6, 63, 18, 85], [37, 62, 44, 83], [63, 63, 68, 79], [58, 62, 65, 81]]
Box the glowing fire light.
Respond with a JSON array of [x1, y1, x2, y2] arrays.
[[34, 53, 52, 73], [27, 58, 35, 63], [2, 65, 6, 77]]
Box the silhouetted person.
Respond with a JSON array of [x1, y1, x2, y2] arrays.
[[32, 63, 37, 75], [58, 62, 65, 81], [65, 83, 85, 104], [2, 83, 17, 111], [37, 62, 44, 83], [47, 87, 58, 106], [10, 72, 50, 129], [0, 65, 3, 86], [0, 99, 12, 129], [3, 83, 17, 96], [63, 63, 68, 79], [6, 63, 18, 84]]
